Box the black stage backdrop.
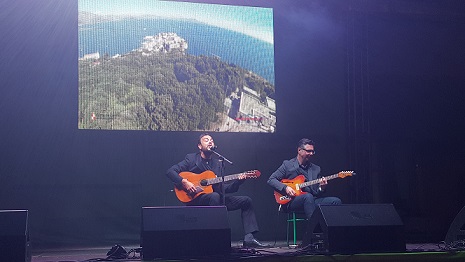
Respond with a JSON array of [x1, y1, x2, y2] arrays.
[[1, 0, 465, 248]]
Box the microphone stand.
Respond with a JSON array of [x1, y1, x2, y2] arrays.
[[211, 149, 233, 206]]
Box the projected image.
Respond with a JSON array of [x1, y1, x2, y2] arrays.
[[78, 0, 275, 132]]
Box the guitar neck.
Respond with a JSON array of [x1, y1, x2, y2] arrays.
[[223, 173, 246, 182], [205, 172, 243, 185], [299, 173, 340, 188]]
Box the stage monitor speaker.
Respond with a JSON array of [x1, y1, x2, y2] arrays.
[[141, 206, 231, 260], [445, 205, 465, 244], [0, 210, 30, 262], [303, 204, 405, 254]]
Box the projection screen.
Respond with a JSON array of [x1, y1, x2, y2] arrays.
[[78, 0, 275, 132]]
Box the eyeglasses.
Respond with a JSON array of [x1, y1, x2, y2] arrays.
[[300, 148, 316, 155]]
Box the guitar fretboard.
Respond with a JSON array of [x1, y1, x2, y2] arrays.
[[204, 172, 248, 185], [298, 173, 340, 188]]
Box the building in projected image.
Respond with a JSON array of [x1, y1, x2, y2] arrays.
[[225, 86, 276, 133]]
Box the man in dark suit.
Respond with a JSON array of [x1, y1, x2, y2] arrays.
[[267, 138, 341, 219], [166, 133, 269, 248]]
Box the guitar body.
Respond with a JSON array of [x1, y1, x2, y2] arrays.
[[174, 169, 261, 203], [273, 171, 354, 205], [274, 175, 308, 205], [174, 170, 216, 203]]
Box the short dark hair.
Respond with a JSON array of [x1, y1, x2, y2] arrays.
[[298, 138, 315, 149], [198, 133, 211, 144]]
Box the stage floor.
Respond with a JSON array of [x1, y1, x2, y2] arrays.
[[30, 241, 465, 262]]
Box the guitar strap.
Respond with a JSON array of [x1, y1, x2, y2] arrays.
[[200, 157, 225, 196], [298, 165, 310, 180], [201, 157, 212, 171], [297, 163, 317, 194]]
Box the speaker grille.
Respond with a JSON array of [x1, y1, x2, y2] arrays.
[[304, 204, 405, 254], [0, 210, 30, 262], [140, 206, 231, 259]]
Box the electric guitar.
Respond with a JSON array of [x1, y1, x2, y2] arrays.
[[274, 171, 354, 205], [175, 170, 261, 203]]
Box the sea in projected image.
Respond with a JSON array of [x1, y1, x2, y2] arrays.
[[79, 18, 275, 84], [79, 17, 276, 132]]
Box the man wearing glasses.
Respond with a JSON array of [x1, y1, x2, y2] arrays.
[[267, 138, 341, 219]]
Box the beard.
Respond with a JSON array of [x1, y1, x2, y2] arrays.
[[201, 146, 213, 155], [301, 156, 311, 165]]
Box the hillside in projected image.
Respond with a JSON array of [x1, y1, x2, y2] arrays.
[[78, 0, 275, 132]]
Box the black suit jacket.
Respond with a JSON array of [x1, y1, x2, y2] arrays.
[[267, 157, 322, 196]]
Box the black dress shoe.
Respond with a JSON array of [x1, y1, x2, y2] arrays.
[[243, 238, 271, 248]]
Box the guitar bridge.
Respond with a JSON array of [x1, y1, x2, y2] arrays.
[[187, 187, 204, 197]]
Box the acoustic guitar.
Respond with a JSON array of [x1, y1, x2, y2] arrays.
[[274, 171, 354, 204], [175, 170, 261, 203]]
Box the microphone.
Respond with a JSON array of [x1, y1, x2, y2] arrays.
[[209, 145, 218, 151]]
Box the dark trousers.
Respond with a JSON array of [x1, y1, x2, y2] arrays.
[[287, 193, 341, 219], [187, 192, 259, 235]]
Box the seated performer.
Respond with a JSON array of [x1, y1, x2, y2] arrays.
[[267, 138, 342, 219], [166, 133, 269, 248]]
